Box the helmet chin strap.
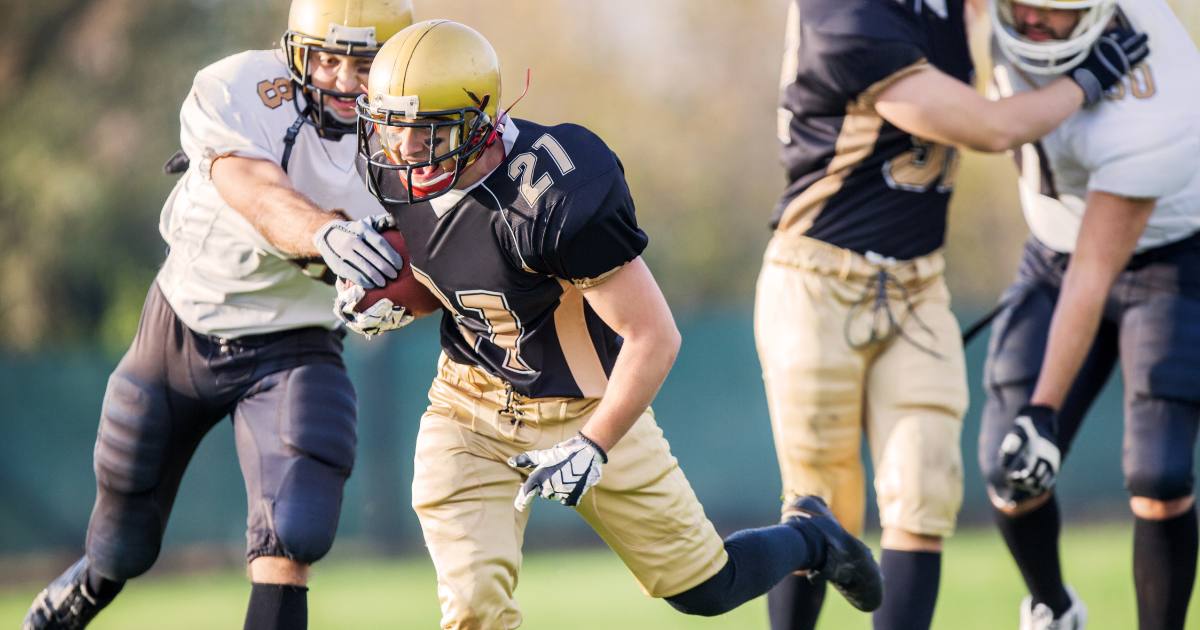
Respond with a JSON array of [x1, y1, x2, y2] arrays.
[[485, 68, 532, 148]]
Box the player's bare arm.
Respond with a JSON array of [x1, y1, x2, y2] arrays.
[[576, 257, 681, 453], [875, 69, 1083, 153], [1030, 191, 1155, 409], [210, 155, 340, 257], [876, 24, 1148, 153]]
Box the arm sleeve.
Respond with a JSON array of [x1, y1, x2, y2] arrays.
[[538, 166, 649, 283], [796, 28, 929, 108], [179, 70, 279, 172]]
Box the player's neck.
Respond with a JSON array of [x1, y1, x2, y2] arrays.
[[455, 142, 506, 191]]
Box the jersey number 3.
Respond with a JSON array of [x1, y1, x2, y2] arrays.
[[883, 138, 958, 194], [507, 134, 576, 206]]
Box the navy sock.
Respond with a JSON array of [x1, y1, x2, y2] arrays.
[[84, 565, 124, 604], [244, 583, 308, 630], [767, 573, 826, 630], [994, 497, 1072, 616], [1134, 507, 1198, 630], [873, 549, 940, 630], [666, 522, 822, 617]]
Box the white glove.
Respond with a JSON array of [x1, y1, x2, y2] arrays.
[[508, 433, 608, 511], [333, 280, 414, 339], [313, 213, 403, 289], [999, 405, 1061, 497]]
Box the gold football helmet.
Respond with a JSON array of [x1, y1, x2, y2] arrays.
[[356, 19, 502, 204], [282, 0, 414, 137]]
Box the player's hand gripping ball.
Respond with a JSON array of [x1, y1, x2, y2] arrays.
[[333, 220, 441, 338]]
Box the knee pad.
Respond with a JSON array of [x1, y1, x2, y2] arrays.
[[271, 457, 346, 564], [94, 372, 171, 494], [1126, 459, 1194, 501], [875, 415, 962, 536], [87, 495, 164, 580]]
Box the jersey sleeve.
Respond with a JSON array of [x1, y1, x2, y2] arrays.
[[808, 34, 929, 107], [537, 161, 648, 283], [1082, 115, 1200, 200], [179, 69, 279, 172]]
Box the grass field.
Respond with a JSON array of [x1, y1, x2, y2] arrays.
[[2, 523, 1194, 629]]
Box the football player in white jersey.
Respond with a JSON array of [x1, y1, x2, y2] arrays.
[[21, 2, 413, 629], [981, 1, 1200, 628]]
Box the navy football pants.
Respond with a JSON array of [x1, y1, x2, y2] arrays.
[[86, 283, 356, 580], [979, 235, 1200, 506]]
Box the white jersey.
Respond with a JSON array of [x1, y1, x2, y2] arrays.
[[991, 0, 1200, 254], [156, 49, 383, 338]]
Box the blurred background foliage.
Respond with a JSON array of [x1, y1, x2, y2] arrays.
[[0, 0, 1196, 356]]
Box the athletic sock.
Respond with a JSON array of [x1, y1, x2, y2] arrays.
[[244, 583, 308, 630], [993, 497, 1072, 616], [665, 522, 822, 616], [1134, 507, 1198, 630], [872, 549, 940, 630], [767, 573, 826, 630], [84, 565, 124, 604]]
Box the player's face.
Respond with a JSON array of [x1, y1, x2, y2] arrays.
[[309, 52, 372, 123], [1010, 5, 1084, 42], [377, 121, 459, 194]]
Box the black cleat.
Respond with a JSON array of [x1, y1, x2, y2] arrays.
[[784, 495, 884, 612], [23, 558, 111, 630]]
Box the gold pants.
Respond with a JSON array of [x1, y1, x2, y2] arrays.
[[754, 234, 968, 538], [411, 355, 728, 629]]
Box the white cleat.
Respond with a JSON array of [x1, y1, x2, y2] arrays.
[[1019, 587, 1087, 630]]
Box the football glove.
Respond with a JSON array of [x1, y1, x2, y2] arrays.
[[313, 213, 403, 289], [999, 404, 1061, 497], [509, 433, 608, 511], [1070, 26, 1150, 107], [333, 280, 414, 339]]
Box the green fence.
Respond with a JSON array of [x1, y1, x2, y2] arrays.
[[0, 309, 1129, 558]]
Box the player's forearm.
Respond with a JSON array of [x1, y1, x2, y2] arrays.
[[211, 154, 343, 258], [240, 184, 339, 257], [1029, 267, 1113, 409], [980, 79, 1085, 152], [579, 328, 680, 453]]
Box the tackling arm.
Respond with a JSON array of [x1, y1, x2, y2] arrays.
[[577, 256, 681, 452], [875, 68, 1084, 153], [211, 155, 340, 258], [1029, 191, 1155, 409]]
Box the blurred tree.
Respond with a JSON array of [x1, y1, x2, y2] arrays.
[[1, 1, 1196, 352]]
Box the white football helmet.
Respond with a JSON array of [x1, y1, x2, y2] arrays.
[[991, 0, 1119, 75]]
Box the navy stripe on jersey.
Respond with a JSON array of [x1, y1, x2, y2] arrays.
[[775, 0, 972, 259], [385, 119, 647, 399]]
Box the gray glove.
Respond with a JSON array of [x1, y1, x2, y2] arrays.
[[509, 433, 608, 511], [313, 213, 403, 289]]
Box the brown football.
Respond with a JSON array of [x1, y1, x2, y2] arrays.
[[351, 228, 442, 317]]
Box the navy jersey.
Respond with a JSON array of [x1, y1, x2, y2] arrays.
[[382, 119, 648, 399], [775, 0, 973, 259]]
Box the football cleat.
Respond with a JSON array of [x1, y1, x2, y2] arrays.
[[22, 558, 112, 630], [784, 495, 884, 612], [1019, 588, 1087, 630]]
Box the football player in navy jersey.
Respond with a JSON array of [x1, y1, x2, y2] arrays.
[[760, 0, 1147, 628], [339, 19, 883, 629]]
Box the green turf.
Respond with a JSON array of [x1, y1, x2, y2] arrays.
[[2, 524, 1192, 629]]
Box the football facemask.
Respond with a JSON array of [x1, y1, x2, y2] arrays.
[[281, 0, 414, 138], [356, 97, 494, 204], [991, 0, 1119, 75]]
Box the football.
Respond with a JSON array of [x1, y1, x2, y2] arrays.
[[351, 228, 442, 317]]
